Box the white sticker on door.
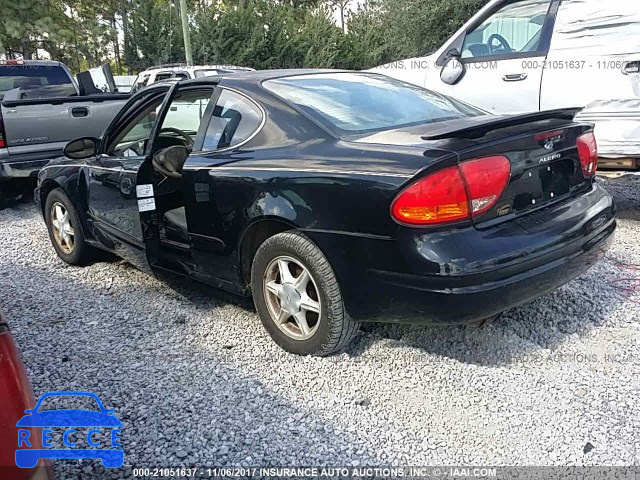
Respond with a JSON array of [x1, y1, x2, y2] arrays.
[[136, 184, 154, 198], [138, 198, 156, 212]]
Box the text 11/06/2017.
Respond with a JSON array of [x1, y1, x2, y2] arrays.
[[131, 467, 498, 478]]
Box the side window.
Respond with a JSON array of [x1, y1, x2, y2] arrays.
[[132, 74, 150, 93], [154, 72, 173, 82], [461, 0, 551, 59], [159, 89, 214, 138], [203, 90, 263, 151], [109, 98, 164, 156]]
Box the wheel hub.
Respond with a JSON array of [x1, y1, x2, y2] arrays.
[[50, 202, 75, 254], [279, 283, 302, 316], [263, 256, 322, 341]]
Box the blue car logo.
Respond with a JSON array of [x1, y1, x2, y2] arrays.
[[15, 391, 124, 468]]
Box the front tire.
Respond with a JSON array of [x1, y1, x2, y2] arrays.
[[45, 188, 95, 266], [251, 232, 358, 356]]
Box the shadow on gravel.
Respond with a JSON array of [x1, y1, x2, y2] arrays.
[[156, 271, 256, 314], [0, 200, 40, 219], [2, 264, 380, 478], [599, 179, 640, 222], [133, 266, 626, 369]]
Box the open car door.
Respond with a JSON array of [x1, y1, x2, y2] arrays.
[[131, 84, 219, 276], [84, 83, 178, 271]]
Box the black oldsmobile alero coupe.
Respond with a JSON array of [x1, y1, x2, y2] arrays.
[[35, 70, 615, 356]]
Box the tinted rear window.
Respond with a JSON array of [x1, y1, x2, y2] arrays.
[[0, 65, 75, 98], [263, 72, 482, 135]]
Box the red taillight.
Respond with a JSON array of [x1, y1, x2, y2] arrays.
[[460, 156, 511, 216], [577, 132, 598, 177], [392, 155, 511, 225], [391, 165, 469, 225]]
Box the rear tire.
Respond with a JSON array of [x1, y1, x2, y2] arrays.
[[45, 188, 95, 266], [251, 232, 358, 356]]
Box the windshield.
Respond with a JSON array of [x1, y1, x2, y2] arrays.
[[0, 65, 75, 97], [263, 73, 481, 135]]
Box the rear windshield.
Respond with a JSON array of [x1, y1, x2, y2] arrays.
[[0, 65, 75, 98], [263, 72, 483, 135]]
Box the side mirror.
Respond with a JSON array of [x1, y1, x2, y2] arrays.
[[64, 137, 98, 160], [440, 55, 466, 86]]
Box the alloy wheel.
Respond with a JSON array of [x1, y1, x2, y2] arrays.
[[50, 202, 75, 254], [263, 256, 322, 341]]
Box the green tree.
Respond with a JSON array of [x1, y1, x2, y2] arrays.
[[370, 0, 488, 61], [127, 0, 185, 71]]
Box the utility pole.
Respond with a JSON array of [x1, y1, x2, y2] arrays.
[[178, 0, 193, 66]]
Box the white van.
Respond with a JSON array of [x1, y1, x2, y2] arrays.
[[375, 0, 640, 169]]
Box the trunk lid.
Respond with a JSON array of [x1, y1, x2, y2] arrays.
[[350, 110, 595, 229], [451, 120, 595, 229]]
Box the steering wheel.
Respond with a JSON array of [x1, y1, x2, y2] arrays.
[[152, 145, 190, 179], [158, 127, 194, 147], [487, 33, 512, 54]]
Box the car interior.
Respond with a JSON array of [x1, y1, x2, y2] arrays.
[[461, 6, 547, 58]]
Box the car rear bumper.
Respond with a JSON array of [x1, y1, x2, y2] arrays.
[[307, 183, 616, 325]]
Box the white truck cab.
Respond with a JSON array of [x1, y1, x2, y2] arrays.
[[375, 0, 640, 168]]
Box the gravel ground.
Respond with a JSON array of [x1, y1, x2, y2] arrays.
[[1, 178, 639, 478]]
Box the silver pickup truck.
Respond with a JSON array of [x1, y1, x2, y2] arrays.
[[0, 60, 128, 203]]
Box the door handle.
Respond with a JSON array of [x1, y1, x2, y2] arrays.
[[623, 61, 640, 75], [502, 73, 528, 82], [71, 106, 89, 117]]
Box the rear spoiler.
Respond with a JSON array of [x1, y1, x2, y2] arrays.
[[421, 108, 583, 141]]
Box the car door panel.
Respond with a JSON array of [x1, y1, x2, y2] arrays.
[[87, 158, 143, 240], [436, 57, 546, 113], [84, 155, 150, 270]]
